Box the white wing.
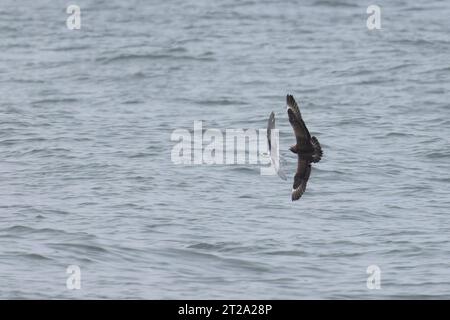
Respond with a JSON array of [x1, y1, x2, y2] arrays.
[[268, 125, 287, 181]]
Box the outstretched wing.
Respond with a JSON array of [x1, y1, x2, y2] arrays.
[[286, 94, 311, 145], [266, 112, 287, 181], [267, 111, 275, 152], [292, 158, 311, 201]]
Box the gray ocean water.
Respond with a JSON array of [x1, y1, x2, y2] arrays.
[[1, 0, 450, 299]]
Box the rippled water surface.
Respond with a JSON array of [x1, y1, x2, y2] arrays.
[[1, 0, 449, 299]]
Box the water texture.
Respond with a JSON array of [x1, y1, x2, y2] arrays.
[[0, 0, 449, 299]]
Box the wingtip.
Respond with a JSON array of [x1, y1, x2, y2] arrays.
[[286, 94, 296, 108], [292, 184, 307, 201]]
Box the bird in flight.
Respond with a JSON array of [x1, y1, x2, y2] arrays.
[[286, 94, 322, 201], [266, 112, 287, 180]]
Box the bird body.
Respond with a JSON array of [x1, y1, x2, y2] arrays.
[[286, 94, 322, 201]]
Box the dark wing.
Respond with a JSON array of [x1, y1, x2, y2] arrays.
[[286, 95, 311, 145], [310, 136, 323, 163], [292, 158, 311, 201], [266, 112, 275, 152], [287, 94, 302, 118]]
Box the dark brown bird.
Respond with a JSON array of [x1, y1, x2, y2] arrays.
[[286, 94, 322, 201]]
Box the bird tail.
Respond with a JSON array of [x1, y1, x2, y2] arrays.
[[311, 136, 322, 163]]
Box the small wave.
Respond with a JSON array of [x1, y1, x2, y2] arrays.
[[122, 99, 143, 104], [166, 46, 188, 53], [32, 98, 79, 105], [386, 63, 417, 72], [0, 137, 47, 146], [264, 250, 308, 257], [230, 166, 259, 174], [426, 151, 450, 159], [43, 45, 92, 52], [418, 66, 450, 75], [0, 225, 72, 238], [392, 38, 439, 47], [314, 0, 356, 8], [0, 225, 95, 242], [128, 152, 156, 158], [194, 99, 246, 106], [238, 194, 255, 199], [385, 132, 414, 138], [97, 52, 214, 64], [19, 253, 53, 261], [188, 243, 223, 250], [10, 78, 45, 84], [21, 147, 72, 156], [336, 118, 367, 126], [0, 225, 34, 234], [166, 248, 272, 273], [48, 243, 110, 254]]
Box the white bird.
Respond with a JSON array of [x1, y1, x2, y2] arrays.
[[266, 111, 287, 181]]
